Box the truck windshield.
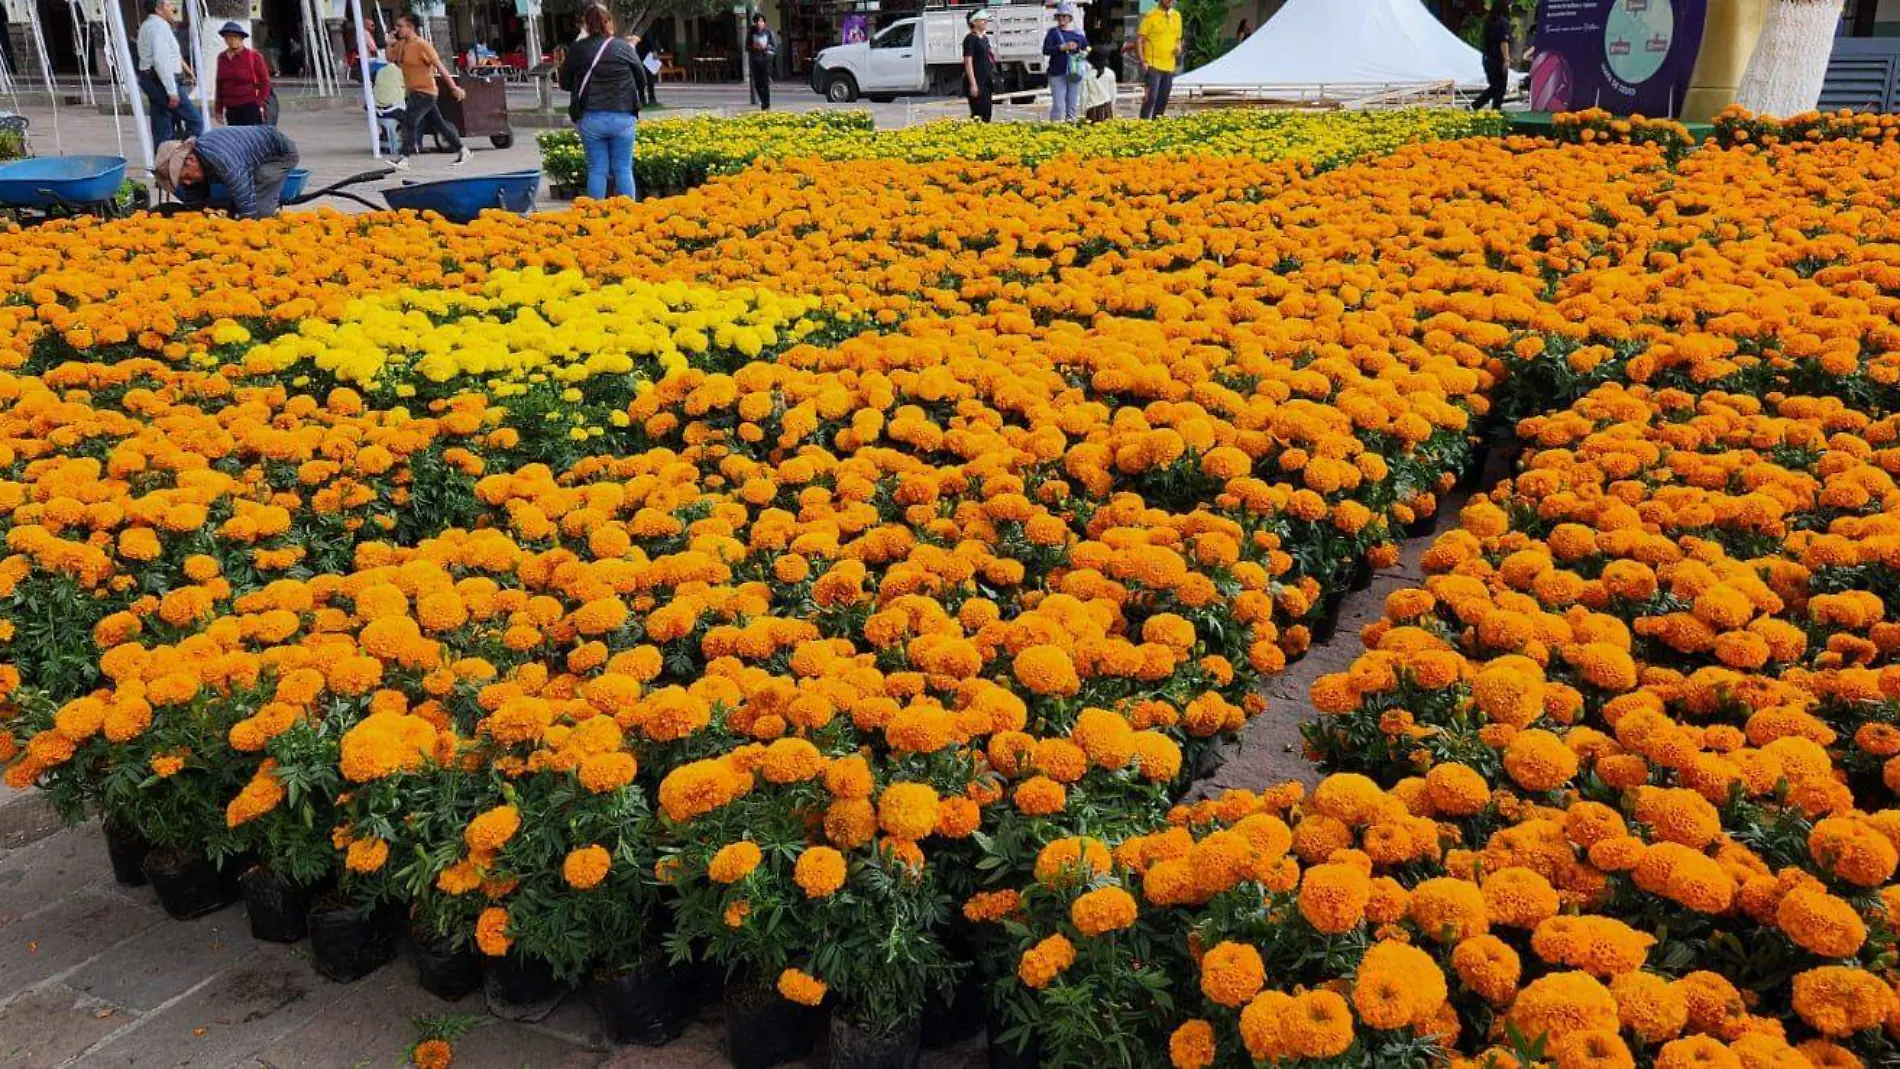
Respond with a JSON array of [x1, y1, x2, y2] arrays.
[[872, 23, 914, 48]]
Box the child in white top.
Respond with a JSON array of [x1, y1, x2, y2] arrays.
[[1081, 51, 1117, 122]]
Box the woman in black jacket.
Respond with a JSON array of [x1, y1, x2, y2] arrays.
[[561, 4, 642, 199]]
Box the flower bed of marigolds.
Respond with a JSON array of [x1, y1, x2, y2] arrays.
[[3, 105, 1900, 1068]]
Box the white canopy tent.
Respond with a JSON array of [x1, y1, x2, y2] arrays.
[[1176, 0, 1486, 91]]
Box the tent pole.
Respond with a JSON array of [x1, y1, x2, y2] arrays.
[[185, 0, 212, 120], [25, 0, 63, 154], [105, 0, 155, 168], [348, 0, 380, 156]]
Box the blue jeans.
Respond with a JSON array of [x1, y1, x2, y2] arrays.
[[1049, 72, 1082, 121], [576, 110, 637, 200], [1140, 69, 1174, 119], [139, 69, 204, 143]]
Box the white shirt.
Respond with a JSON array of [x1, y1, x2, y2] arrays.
[[138, 15, 185, 96], [1080, 66, 1115, 110]]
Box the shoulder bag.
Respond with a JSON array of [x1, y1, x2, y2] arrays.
[[568, 37, 608, 123]]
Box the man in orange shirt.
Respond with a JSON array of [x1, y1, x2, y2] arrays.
[[387, 13, 471, 167]]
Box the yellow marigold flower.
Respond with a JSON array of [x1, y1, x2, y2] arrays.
[[1071, 886, 1139, 937], [794, 846, 847, 898], [1452, 934, 1521, 1005], [1353, 940, 1447, 1030], [777, 967, 827, 1007], [1283, 989, 1354, 1060], [1512, 971, 1619, 1045], [412, 1038, 454, 1069], [1409, 876, 1490, 943], [465, 805, 521, 854], [1013, 643, 1081, 697], [1611, 971, 1687, 1044], [709, 841, 763, 884], [1199, 940, 1265, 1007], [1168, 1019, 1216, 1069], [759, 737, 826, 784], [1018, 933, 1076, 989], [563, 844, 611, 890], [1777, 888, 1868, 959], [877, 782, 940, 840], [1298, 862, 1370, 935], [475, 906, 510, 957], [345, 836, 390, 874]]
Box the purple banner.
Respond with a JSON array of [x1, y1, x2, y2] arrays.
[[1530, 0, 1708, 117]]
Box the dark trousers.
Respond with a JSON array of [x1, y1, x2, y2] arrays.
[[224, 102, 265, 126], [1472, 59, 1506, 110], [1139, 69, 1173, 119], [401, 91, 463, 155], [750, 59, 771, 109], [968, 87, 992, 122], [139, 69, 204, 143], [251, 148, 299, 217]]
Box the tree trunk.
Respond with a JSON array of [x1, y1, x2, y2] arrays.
[[1735, 0, 1845, 116]]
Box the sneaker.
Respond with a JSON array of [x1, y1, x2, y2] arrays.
[[452, 146, 473, 167], [387, 156, 410, 170]]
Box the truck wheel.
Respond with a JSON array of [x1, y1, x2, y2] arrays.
[[825, 73, 859, 103]]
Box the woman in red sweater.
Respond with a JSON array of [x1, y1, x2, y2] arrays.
[[213, 21, 272, 126]]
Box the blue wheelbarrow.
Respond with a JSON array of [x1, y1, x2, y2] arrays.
[[0, 155, 129, 220], [281, 167, 540, 224]]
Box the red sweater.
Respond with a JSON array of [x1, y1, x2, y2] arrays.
[[215, 49, 272, 110]]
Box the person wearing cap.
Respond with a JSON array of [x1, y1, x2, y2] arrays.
[[1042, 3, 1088, 122], [746, 13, 778, 111], [962, 10, 996, 122], [153, 126, 299, 220], [1137, 0, 1184, 119], [212, 22, 272, 127], [137, 0, 202, 144]]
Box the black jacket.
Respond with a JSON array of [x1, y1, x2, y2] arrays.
[[562, 35, 642, 115]]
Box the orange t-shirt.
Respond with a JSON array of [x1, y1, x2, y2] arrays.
[[389, 38, 441, 94]]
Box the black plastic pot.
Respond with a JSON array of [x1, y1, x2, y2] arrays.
[[307, 897, 399, 982], [485, 949, 565, 1022], [1310, 593, 1346, 645], [984, 1004, 1041, 1069], [830, 1014, 921, 1069], [413, 930, 484, 1001], [592, 957, 694, 1047], [103, 821, 151, 887], [920, 971, 984, 1049], [725, 971, 822, 1069], [1348, 558, 1374, 592], [239, 866, 309, 943], [141, 846, 238, 920], [1406, 509, 1440, 539]]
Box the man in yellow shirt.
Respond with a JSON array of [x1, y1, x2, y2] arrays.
[[1137, 0, 1183, 119]]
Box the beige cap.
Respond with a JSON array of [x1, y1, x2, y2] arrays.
[[153, 138, 196, 193]]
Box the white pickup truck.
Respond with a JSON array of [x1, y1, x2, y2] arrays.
[[809, 4, 1080, 102]]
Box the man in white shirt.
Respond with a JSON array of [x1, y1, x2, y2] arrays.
[[137, 0, 202, 144]]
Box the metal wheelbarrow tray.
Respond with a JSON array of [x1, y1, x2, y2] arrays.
[[376, 170, 541, 223], [0, 155, 129, 214]]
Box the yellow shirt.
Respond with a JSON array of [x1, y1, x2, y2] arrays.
[[1139, 7, 1184, 73]]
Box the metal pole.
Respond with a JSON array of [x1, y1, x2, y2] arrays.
[[184, 0, 212, 119], [25, 0, 63, 153], [105, 0, 155, 168], [347, 0, 380, 156]]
